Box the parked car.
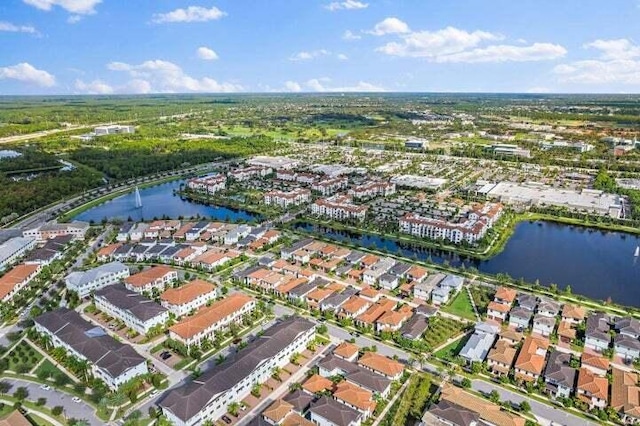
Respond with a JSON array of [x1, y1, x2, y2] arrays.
[[222, 415, 232, 424], [39, 384, 51, 391], [72, 397, 82, 403]]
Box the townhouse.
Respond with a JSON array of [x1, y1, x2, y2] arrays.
[[124, 265, 178, 294], [514, 335, 550, 383], [311, 195, 368, 222], [34, 308, 148, 390], [0, 263, 40, 303], [357, 352, 404, 381], [333, 381, 377, 419], [168, 293, 255, 346], [264, 188, 312, 208], [317, 354, 392, 398], [65, 261, 130, 298], [160, 279, 218, 317], [24, 235, 73, 266], [577, 367, 609, 409], [0, 236, 36, 271], [260, 399, 313, 426], [93, 285, 169, 334], [309, 396, 362, 426], [355, 298, 396, 330], [194, 249, 241, 271], [160, 317, 315, 426]]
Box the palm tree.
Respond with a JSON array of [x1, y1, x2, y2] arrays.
[[228, 402, 240, 417]]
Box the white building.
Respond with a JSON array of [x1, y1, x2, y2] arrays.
[[186, 175, 227, 195], [34, 308, 148, 390], [311, 195, 368, 222], [160, 317, 315, 426], [264, 188, 311, 208], [160, 279, 219, 317], [23, 221, 89, 242], [94, 285, 169, 334], [0, 237, 36, 271], [348, 181, 396, 199], [311, 177, 348, 196], [94, 125, 135, 135], [65, 261, 130, 298], [228, 166, 272, 182], [123, 265, 178, 294]]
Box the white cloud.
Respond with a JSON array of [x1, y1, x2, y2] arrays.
[[342, 30, 361, 41], [289, 49, 330, 61], [377, 26, 500, 57], [74, 79, 113, 94], [553, 38, 640, 86], [368, 17, 410, 36], [107, 59, 242, 92], [0, 21, 37, 34], [22, 0, 101, 15], [325, 0, 368, 11], [337, 54, 349, 61], [374, 24, 565, 64], [122, 79, 152, 94], [435, 42, 567, 63], [152, 6, 226, 24], [0, 63, 55, 87], [526, 86, 552, 93], [197, 47, 219, 61], [285, 78, 384, 92], [284, 81, 302, 92], [67, 15, 82, 23]]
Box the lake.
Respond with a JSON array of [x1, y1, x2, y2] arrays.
[[295, 221, 640, 306], [74, 180, 260, 223]]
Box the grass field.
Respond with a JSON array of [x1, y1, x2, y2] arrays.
[[34, 359, 67, 381], [442, 290, 477, 321], [423, 316, 469, 351], [433, 334, 470, 362], [4, 341, 42, 373]]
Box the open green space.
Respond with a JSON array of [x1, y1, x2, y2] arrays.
[[442, 290, 477, 321], [3, 341, 42, 373], [423, 316, 469, 352], [433, 334, 470, 362]]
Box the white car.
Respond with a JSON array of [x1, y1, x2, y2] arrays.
[[150, 389, 158, 396], [72, 396, 82, 403], [40, 384, 51, 391]]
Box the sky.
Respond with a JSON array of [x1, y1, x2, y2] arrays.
[[1, 0, 640, 95]]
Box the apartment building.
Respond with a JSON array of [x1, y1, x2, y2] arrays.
[[0, 263, 40, 302], [65, 261, 130, 298], [348, 181, 396, 199], [311, 177, 348, 196], [94, 285, 169, 334], [160, 317, 315, 426], [160, 279, 218, 317], [186, 175, 227, 194], [124, 265, 178, 294], [0, 237, 36, 271], [228, 166, 272, 181], [311, 195, 368, 222], [264, 188, 312, 208], [34, 308, 148, 389], [168, 293, 255, 346]]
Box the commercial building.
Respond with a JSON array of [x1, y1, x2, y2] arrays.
[[160, 279, 218, 317], [94, 285, 169, 334], [486, 143, 531, 158], [160, 317, 315, 426], [390, 175, 447, 190], [23, 221, 89, 242], [34, 308, 148, 389], [65, 261, 130, 297], [168, 293, 255, 346]]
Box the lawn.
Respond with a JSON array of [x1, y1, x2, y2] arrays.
[[4, 340, 42, 373], [433, 334, 470, 362], [442, 290, 477, 321], [34, 359, 67, 381], [469, 285, 493, 317], [423, 316, 469, 351]]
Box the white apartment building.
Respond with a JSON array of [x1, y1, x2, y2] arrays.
[[186, 175, 227, 195], [311, 196, 368, 222], [160, 279, 219, 317], [0, 237, 36, 271], [23, 221, 89, 242], [65, 261, 130, 298], [168, 293, 255, 346], [264, 188, 312, 208], [228, 166, 272, 182], [34, 308, 148, 390], [311, 177, 348, 196], [348, 181, 396, 199], [94, 285, 169, 334], [160, 317, 315, 426]]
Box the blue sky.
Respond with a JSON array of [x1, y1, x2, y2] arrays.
[[1, 0, 639, 94]]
